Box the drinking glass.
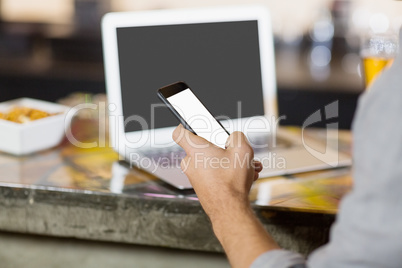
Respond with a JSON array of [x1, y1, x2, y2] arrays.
[[360, 33, 398, 88]]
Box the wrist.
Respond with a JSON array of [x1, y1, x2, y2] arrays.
[[209, 200, 253, 238]]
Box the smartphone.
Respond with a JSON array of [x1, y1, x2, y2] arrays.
[[157, 81, 230, 149]]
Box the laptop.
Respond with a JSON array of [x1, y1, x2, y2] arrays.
[[101, 6, 351, 189]]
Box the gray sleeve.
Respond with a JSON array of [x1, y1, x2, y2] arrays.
[[250, 249, 306, 268], [307, 29, 402, 268], [251, 66, 402, 267], [251, 30, 402, 268]]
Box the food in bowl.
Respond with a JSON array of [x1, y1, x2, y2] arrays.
[[0, 98, 70, 155], [0, 106, 60, 124]]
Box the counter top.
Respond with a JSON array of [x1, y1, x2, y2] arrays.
[[0, 118, 353, 255]]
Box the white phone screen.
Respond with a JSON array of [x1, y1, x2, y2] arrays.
[[167, 88, 229, 149]]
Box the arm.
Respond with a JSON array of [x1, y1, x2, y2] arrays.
[[209, 190, 280, 268], [173, 125, 295, 267], [308, 31, 402, 267]]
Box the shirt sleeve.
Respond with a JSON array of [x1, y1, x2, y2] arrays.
[[251, 29, 402, 268], [308, 31, 402, 268], [307, 31, 402, 268], [250, 249, 306, 268]]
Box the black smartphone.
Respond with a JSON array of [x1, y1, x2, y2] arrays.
[[157, 81, 230, 149]]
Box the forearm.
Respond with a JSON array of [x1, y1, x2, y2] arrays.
[[210, 202, 280, 268], [173, 128, 282, 266]]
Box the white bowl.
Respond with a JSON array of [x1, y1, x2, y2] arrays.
[[0, 98, 70, 155]]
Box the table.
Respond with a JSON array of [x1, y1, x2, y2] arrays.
[[0, 117, 353, 256]]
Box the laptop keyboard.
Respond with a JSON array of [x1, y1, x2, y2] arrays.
[[145, 148, 186, 167], [142, 134, 292, 168], [249, 135, 292, 153]]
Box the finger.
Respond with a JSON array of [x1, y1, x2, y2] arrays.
[[254, 171, 259, 181], [180, 155, 191, 173], [226, 132, 254, 163], [225, 131, 251, 149], [172, 124, 215, 155], [254, 160, 263, 173]]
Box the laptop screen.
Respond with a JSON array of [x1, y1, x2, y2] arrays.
[[116, 20, 265, 133]]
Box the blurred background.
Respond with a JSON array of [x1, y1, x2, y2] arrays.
[[0, 0, 401, 129]]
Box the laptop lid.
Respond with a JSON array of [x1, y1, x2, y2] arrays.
[[102, 6, 277, 154]]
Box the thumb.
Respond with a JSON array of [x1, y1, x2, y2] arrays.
[[172, 124, 213, 155]]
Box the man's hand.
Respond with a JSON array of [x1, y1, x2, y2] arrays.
[[172, 124, 262, 221], [173, 124, 279, 268]]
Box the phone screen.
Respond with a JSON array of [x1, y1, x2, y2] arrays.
[[167, 88, 229, 149]]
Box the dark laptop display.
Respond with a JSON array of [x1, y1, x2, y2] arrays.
[[116, 21, 265, 132]]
